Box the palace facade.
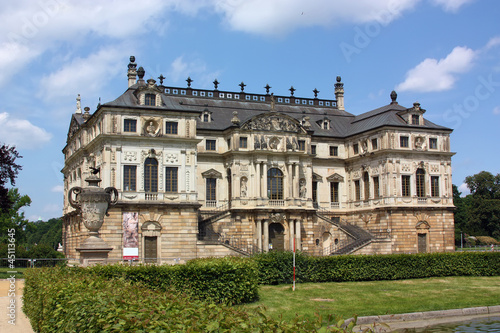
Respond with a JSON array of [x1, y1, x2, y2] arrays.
[[62, 56, 455, 263]]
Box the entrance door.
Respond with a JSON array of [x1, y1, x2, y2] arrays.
[[269, 223, 285, 251], [418, 234, 427, 253], [144, 236, 157, 263]]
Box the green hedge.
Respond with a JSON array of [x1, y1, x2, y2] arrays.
[[254, 251, 500, 285], [87, 256, 259, 305], [23, 266, 361, 332]]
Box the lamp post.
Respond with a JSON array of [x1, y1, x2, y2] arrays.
[[68, 173, 118, 266]]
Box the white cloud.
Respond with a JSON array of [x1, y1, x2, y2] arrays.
[[430, 0, 475, 13], [214, 0, 419, 36], [38, 46, 126, 101], [485, 36, 500, 50], [0, 112, 52, 149], [0, 0, 210, 86], [51, 185, 64, 193], [168, 55, 222, 88], [493, 106, 500, 115], [458, 183, 470, 196], [396, 46, 476, 92]]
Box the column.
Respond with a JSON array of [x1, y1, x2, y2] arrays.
[[256, 161, 261, 198], [263, 220, 269, 252], [293, 163, 300, 198], [306, 164, 312, 200], [257, 220, 262, 251], [263, 162, 268, 199], [295, 219, 301, 251], [289, 219, 294, 251], [284, 163, 290, 199]]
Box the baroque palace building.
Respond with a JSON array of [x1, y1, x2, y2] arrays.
[[62, 56, 455, 263]]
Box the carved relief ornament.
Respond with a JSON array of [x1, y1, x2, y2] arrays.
[[241, 113, 302, 133]]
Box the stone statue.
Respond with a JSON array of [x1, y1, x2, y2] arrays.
[[299, 179, 306, 198]]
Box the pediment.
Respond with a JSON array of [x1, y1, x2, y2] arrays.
[[67, 115, 82, 143], [241, 112, 305, 133], [327, 173, 344, 182], [202, 168, 223, 179], [312, 173, 323, 182]]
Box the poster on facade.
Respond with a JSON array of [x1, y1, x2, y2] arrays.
[[123, 212, 139, 260]]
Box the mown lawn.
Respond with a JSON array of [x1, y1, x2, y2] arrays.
[[0, 267, 27, 279], [240, 276, 500, 322]]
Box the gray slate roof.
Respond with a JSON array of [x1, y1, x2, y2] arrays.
[[102, 82, 452, 138]]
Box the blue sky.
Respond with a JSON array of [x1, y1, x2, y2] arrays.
[[0, 0, 499, 221]]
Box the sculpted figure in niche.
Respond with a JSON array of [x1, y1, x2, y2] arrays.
[[415, 136, 426, 150], [146, 121, 157, 136], [299, 179, 307, 198], [240, 178, 247, 198]]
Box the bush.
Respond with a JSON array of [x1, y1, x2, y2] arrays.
[[87, 256, 258, 305], [23, 266, 367, 332], [253, 251, 500, 285], [476, 236, 499, 245]]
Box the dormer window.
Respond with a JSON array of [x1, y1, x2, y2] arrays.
[[411, 114, 420, 125], [203, 114, 209, 122], [201, 110, 212, 123], [323, 120, 330, 129], [145, 93, 156, 106]]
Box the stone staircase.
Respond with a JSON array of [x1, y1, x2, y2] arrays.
[[316, 212, 373, 255]]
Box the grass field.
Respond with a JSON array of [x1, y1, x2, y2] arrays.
[[240, 276, 500, 322], [0, 267, 27, 279]]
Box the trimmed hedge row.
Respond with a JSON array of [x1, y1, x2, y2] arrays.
[[88, 256, 259, 305], [23, 266, 361, 332], [254, 251, 500, 285]]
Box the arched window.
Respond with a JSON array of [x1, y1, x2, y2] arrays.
[[416, 168, 425, 198], [144, 158, 158, 192], [267, 168, 283, 200], [363, 171, 370, 200]]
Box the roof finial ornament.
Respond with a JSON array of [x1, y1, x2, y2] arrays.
[[264, 84, 271, 95], [128, 56, 137, 70], [213, 79, 219, 90], [158, 74, 165, 85], [137, 67, 145, 81], [390, 90, 398, 104], [231, 111, 240, 125], [313, 88, 319, 98], [83, 106, 91, 121], [76, 94, 82, 114], [186, 76, 193, 87], [289, 86, 296, 96], [239, 81, 246, 92]]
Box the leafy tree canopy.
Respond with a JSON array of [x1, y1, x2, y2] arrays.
[[0, 188, 31, 244], [464, 171, 500, 199], [0, 144, 22, 212]]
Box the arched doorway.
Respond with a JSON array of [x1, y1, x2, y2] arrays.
[[269, 223, 285, 251], [322, 232, 332, 253]]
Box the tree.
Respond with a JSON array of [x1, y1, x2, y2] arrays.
[[0, 144, 22, 212], [0, 188, 31, 244], [25, 218, 63, 250], [461, 171, 500, 240]]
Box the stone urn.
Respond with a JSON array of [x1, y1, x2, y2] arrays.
[[68, 174, 118, 265]]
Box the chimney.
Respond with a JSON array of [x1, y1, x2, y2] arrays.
[[334, 76, 345, 111], [127, 56, 137, 87]]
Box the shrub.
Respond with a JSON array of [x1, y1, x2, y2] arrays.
[[476, 236, 499, 245], [23, 266, 368, 332], [253, 251, 500, 285]]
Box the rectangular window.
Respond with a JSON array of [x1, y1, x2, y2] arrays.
[[145, 93, 156, 106], [206, 178, 216, 201], [165, 167, 178, 192], [206, 139, 216, 151], [239, 137, 248, 149], [227, 138, 231, 149], [124, 119, 136, 132], [311, 145, 316, 155], [329, 146, 338, 156], [429, 138, 438, 149], [411, 115, 420, 125], [373, 176, 380, 199], [298, 140, 305, 151], [353, 143, 359, 155], [431, 176, 440, 197], [402, 175, 411, 197], [330, 182, 339, 203], [312, 181, 318, 204], [354, 180, 361, 201], [123, 165, 136, 191], [400, 136, 409, 148], [371, 138, 378, 150], [165, 122, 178, 134]]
